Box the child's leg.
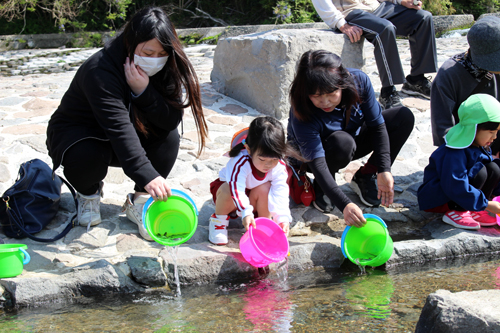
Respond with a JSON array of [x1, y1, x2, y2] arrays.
[[248, 182, 272, 219], [468, 162, 500, 226], [209, 181, 235, 246], [215, 182, 237, 215], [470, 161, 500, 200]]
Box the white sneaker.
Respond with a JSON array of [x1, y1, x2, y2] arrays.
[[209, 214, 229, 245], [122, 193, 153, 241], [77, 182, 103, 231]]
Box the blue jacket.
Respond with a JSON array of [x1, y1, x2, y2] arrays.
[[287, 68, 385, 161], [418, 144, 492, 212]]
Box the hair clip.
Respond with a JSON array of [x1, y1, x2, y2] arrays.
[[242, 139, 246, 145]]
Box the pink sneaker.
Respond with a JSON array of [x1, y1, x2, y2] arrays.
[[470, 211, 497, 227], [442, 211, 480, 230]]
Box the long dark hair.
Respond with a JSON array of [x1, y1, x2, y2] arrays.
[[289, 50, 360, 122], [229, 116, 304, 162], [122, 6, 208, 156]]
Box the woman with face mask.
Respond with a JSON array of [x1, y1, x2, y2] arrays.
[[46, 7, 208, 240]]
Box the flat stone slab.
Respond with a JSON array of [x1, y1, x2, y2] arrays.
[[0, 260, 143, 307]]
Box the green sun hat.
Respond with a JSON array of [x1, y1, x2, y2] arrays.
[[445, 94, 500, 149]]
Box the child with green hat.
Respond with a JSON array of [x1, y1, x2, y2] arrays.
[[418, 94, 500, 229]]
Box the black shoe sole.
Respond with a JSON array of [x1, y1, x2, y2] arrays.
[[312, 200, 326, 213], [350, 179, 380, 207], [401, 87, 430, 100]]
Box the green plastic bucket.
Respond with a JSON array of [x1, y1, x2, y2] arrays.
[[341, 214, 393, 267], [0, 244, 30, 278], [142, 189, 198, 246]]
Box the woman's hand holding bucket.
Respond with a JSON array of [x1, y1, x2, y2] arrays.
[[343, 203, 367, 227], [142, 189, 199, 246], [144, 176, 172, 201]]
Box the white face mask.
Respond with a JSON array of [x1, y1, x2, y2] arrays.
[[133, 54, 169, 76]]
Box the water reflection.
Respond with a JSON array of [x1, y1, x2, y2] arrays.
[[4, 258, 500, 332], [343, 269, 394, 319], [242, 279, 294, 332]]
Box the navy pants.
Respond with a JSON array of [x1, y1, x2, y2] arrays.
[[449, 160, 500, 211], [322, 106, 415, 174]]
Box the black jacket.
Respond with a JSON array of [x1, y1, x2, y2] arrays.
[[46, 35, 183, 189]]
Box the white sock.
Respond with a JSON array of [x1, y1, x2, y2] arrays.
[[216, 214, 228, 221]]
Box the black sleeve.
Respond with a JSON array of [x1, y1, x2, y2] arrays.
[[132, 82, 183, 132], [309, 157, 352, 211], [368, 122, 391, 173]]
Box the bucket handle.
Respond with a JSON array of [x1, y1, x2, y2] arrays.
[[19, 248, 31, 265], [142, 189, 199, 229]]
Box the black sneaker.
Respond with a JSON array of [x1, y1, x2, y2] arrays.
[[312, 180, 331, 213], [350, 170, 381, 207], [401, 76, 431, 99], [378, 89, 402, 110]]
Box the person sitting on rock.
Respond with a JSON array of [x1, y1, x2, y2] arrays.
[[287, 50, 414, 226], [418, 94, 500, 230], [431, 16, 500, 153], [311, 0, 438, 110], [46, 7, 208, 240], [208, 116, 301, 245]]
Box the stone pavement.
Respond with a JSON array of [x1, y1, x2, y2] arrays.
[[2, 34, 500, 307]]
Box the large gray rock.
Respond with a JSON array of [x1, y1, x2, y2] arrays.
[[211, 29, 364, 119], [158, 235, 343, 285], [415, 289, 500, 332], [127, 256, 167, 287], [0, 259, 143, 307], [478, 13, 500, 21], [159, 243, 257, 285]]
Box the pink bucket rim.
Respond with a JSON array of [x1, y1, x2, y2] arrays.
[[248, 217, 289, 262]]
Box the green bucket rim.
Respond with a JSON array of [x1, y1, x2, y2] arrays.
[[144, 195, 198, 246], [341, 214, 393, 267], [0, 244, 28, 253]]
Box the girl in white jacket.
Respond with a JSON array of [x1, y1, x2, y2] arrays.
[[209, 116, 298, 245]]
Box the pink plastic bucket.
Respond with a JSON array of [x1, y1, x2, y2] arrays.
[[239, 217, 289, 267], [494, 196, 500, 226]]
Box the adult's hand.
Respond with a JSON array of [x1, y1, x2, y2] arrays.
[[144, 176, 172, 201], [124, 57, 149, 96], [343, 203, 366, 227], [377, 171, 394, 207], [401, 0, 422, 10], [339, 23, 363, 43]]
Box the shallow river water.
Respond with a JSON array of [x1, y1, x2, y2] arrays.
[[2, 256, 500, 332]]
